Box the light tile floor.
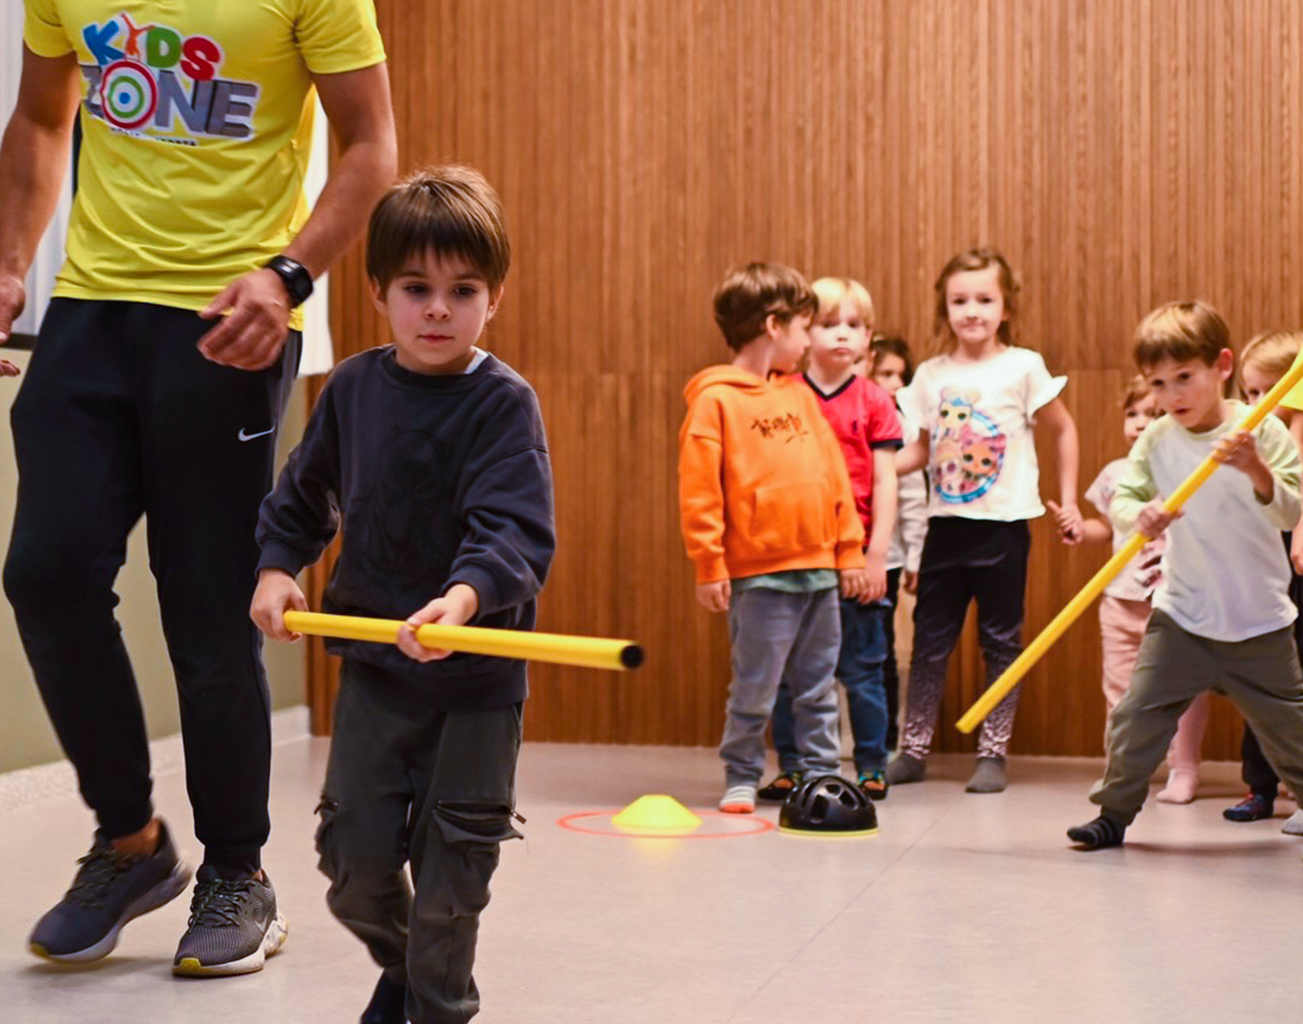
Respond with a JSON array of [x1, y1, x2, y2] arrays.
[[2, 742, 1302, 1024]]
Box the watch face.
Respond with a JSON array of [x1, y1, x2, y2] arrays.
[[270, 257, 312, 306]]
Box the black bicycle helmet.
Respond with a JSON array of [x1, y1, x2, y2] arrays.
[[779, 774, 879, 836]]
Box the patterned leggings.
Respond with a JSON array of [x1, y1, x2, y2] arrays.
[[899, 518, 1030, 761]]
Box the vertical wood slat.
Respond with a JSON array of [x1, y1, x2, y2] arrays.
[[306, 0, 1303, 758]]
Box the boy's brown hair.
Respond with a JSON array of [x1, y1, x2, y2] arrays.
[[366, 165, 511, 291], [713, 262, 817, 351], [1133, 301, 1230, 370]]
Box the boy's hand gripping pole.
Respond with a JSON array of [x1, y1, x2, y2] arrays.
[[283, 610, 645, 672], [956, 353, 1303, 734]]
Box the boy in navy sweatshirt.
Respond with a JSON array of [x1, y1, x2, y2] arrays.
[[251, 166, 554, 1024]]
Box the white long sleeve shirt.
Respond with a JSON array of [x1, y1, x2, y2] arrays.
[[1110, 403, 1301, 642]]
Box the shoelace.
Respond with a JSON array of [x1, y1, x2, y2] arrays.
[[66, 845, 136, 909], [187, 878, 253, 928]]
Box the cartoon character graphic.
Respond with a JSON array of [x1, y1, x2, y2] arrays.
[[937, 390, 977, 437], [959, 432, 1007, 494], [931, 387, 1006, 503]]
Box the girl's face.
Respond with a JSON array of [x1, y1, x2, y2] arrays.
[[945, 265, 1008, 352], [807, 301, 870, 375], [1242, 361, 1289, 419], [1123, 391, 1159, 444], [872, 352, 907, 397]]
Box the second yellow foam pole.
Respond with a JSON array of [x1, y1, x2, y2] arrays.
[[956, 353, 1303, 734]]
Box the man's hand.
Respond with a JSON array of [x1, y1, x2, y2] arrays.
[[250, 569, 308, 641], [695, 580, 731, 613], [0, 272, 25, 348], [903, 569, 918, 595], [1136, 499, 1182, 540], [0, 357, 19, 377], [398, 584, 480, 662], [196, 268, 293, 370]]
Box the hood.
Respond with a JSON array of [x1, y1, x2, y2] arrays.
[[683, 365, 772, 405]]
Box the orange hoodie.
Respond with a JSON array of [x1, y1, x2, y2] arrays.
[[678, 365, 867, 584]]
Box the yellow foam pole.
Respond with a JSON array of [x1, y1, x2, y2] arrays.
[[283, 610, 644, 672], [956, 352, 1303, 733]]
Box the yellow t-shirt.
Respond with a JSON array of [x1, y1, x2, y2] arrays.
[[23, 1, 386, 328]]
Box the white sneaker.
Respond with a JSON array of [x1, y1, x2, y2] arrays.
[[719, 784, 757, 814], [1282, 809, 1303, 836]]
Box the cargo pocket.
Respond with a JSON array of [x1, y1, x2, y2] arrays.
[[433, 800, 525, 846], [314, 793, 341, 881]]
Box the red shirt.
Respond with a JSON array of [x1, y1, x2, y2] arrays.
[[799, 374, 903, 534]]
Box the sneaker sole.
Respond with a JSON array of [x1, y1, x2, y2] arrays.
[[29, 861, 193, 964], [173, 911, 287, 977], [718, 803, 755, 814]]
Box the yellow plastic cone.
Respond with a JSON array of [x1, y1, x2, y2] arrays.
[[611, 794, 703, 834]]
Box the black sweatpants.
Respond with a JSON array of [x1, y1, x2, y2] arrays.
[[316, 659, 524, 1024], [3, 298, 299, 872]]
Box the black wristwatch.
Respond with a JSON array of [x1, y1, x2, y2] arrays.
[[263, 255, 314, 307]]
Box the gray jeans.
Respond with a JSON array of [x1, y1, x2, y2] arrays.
[[316, 659, 523, 1024], [1092, 609, 1303, 824], [721, 586, 842, 786]]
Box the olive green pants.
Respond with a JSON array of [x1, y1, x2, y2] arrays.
[[1091, 609, 1303, 824]]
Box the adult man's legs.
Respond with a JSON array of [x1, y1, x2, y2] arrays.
[[5, 299, 191, 960], [128, 304, 300, 975], [135, 303, 299, 875]]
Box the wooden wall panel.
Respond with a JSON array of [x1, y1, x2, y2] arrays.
[[310, 0, 1303, 758]]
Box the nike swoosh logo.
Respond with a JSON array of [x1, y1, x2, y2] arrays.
[[237, 427, 275, 442]]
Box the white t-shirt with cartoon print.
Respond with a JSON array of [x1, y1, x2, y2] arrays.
[[897, 347, 1066, 522]]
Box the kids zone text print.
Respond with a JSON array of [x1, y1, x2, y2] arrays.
[[79, 13, 258, 140], [931, 387, 1008, 503]]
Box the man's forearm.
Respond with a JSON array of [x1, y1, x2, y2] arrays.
[[280, 136, 396, 279], [0, 111, 74, 282]]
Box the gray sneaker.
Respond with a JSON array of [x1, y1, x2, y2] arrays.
[[29, 821, 191, 963], [173, 865, 287, 976]]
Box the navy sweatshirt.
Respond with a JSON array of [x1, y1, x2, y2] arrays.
[[256, 346, 556, 709]]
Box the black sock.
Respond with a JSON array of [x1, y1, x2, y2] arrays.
[[1066, 814, 1126, 849], [361, 973, 407, 1024]]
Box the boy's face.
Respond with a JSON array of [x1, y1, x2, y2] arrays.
[[945, 265, 1008, 348], [872, 352, 907, 397], [807, 301, 870, 376], [1141, 351, 1233, 433], [769, 312, 812, 374], [1122, 391, 1159, 444], [370, 251, 501, 375]]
